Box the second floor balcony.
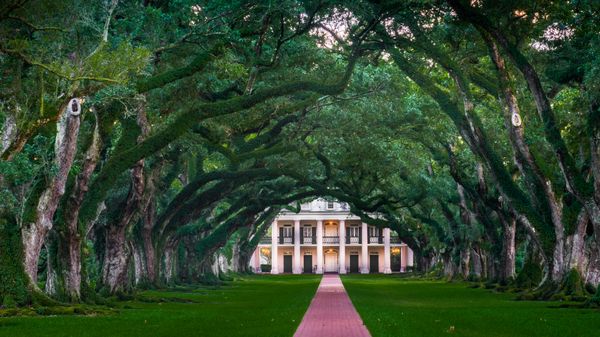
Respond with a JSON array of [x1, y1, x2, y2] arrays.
[[301, 235, 316, 244], [368, 235, 384, 244], [260, 232, 402, 246], [323, 236, 339, 244], [346, 235, 361, 244], [280, 235, 294, 244]]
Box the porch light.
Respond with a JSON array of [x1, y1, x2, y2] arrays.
[[260, 247, 271, 257], [391, 247, 401, 255]]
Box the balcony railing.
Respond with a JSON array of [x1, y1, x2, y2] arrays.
[[279, 235, 294, 244], [301, 236, 316, 244], [262, 233, 398, 245], [368, 235, 383, 244], [346, 235, 361, 244], [322, 236, 339, 244]]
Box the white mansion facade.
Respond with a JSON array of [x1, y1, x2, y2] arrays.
[[249, 199, 414, 274]]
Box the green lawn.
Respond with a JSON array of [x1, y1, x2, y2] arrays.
[[342, 274, 600, 337], [0, 275, 320, 337]]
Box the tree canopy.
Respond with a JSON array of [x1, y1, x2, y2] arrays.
[[1, 0, 600, 306]]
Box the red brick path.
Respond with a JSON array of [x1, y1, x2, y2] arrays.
[[293, 274, 371, 337]]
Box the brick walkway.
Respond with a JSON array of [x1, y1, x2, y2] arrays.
[[293, 274, 371, 337]]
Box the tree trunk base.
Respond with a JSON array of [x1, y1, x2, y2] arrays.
[[518, 269, 593, 301]]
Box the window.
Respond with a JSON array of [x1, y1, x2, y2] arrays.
[[303, 226, 313, 237], [368, 226, 379, 237], [327, 200, 334, 209], [348, 226, 360, 244], [283, 225, 293, 237]]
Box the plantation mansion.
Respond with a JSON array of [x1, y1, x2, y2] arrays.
[[250, 199, 414, 274]]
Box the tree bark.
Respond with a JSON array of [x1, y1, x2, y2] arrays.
[[471, 246, 483, 279], [588, 99, 600, 245], [22, 99, 81, 284], [44, 243, 58, 297], [100, 109, 149, 294], [450, 0, 600, 264], [59, 113, 102, 301], [584, 238, 600, 286], [566, 211, 589, 275], [140, 196, 157, 284], [442, 252, 457, 279], [0, 113, 17, 158], [460, 247, 471, 279], [386, 43, 550, 275], [162, 237, 178, 284], [499, 215, 516, 282], [483, 34, 566, 283], [101, 224, 130, 294]]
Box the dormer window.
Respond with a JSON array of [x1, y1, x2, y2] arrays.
[[327, 201, 334, 209]]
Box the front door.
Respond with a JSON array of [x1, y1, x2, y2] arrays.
[[324, 251, 338, 273], [349, 255, 359, 273], [303, 255, 313, 273], [370, 254, 379, 273], [284, 255, 293, 273]]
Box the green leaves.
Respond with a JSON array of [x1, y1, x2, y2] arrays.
[[85, 42, 151, 84]]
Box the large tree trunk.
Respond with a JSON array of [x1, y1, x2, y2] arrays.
[[22, 99, 81, 284], [59, 113, 102, 301], [0, 112, 17, 158], [459, 247, 471, 279], [584, 238, 600, 286], [44, 243, 59, 297], [162, 238, 178, 285], [237, 251, 251, 274], [100, 109, 149, 294], [131, 240, 145, 286], [101, 224, 130, 294], [141, 220, 157, 284], [500, 216, 516, 282], [586, 98, 600, 247], [100, 160, 144, 294], [442, 252, 457, 279], [470, 246, 483, 279], [452, 0, 600, 268], [138, 164, 160, 285], [0, 216, 32, 306], [566, 211, 589, 276], [484, 35, 567, 284], [230, 236, 241, 273]]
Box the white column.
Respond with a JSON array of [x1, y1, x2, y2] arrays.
[[271, 221, 279, 274], [361, 222, 369, 274], [383, 228, 391, 274], [316, 220, 323, 274], [293, 220, 301, 274], [339, 220, 346, 274], [407, 246, 414, 268]]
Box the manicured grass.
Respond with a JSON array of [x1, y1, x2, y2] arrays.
[[0, 275, 320, 337], [342, 274, 600, 337]]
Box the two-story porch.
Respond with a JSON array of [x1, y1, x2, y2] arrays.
[[249, 199, 414, 274]]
